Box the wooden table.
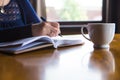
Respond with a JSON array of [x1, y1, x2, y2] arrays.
[[0, 34, 120, 80]]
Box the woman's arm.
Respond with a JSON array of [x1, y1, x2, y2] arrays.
[[0, 21, 61, 42]]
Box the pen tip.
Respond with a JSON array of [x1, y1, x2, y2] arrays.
[[59, 33, 62, 37]]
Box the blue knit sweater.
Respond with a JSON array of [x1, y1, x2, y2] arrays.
[[0, 0, 41, 42]]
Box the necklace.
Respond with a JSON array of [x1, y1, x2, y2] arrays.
[[0, 0, 5, 14]]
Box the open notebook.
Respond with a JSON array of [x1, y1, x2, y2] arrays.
[[0, 35, 84, 54]]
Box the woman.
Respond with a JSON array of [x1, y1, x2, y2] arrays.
[[0, 0, 61, 42]]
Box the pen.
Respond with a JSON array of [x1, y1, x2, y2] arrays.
[[40, 17, 62, 37], [40, 16, 46, 22]]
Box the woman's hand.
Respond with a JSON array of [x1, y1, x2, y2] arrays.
[[32, 22, 61, 37]]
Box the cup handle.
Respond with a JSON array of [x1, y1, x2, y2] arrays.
[[81, 26, 91, 41]]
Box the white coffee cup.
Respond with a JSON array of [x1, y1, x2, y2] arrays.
[[81, 23, 115, 48]]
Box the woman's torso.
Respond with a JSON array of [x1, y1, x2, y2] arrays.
[[0, 0, 24, 30]]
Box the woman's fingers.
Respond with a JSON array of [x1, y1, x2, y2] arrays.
[[45, 22, 61, 36]]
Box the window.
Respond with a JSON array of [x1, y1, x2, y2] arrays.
[[34, 0, 108, 34], [45, 0, 102, 22]]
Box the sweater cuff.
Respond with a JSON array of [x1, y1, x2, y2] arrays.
[[0, 24, 33, 42]]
